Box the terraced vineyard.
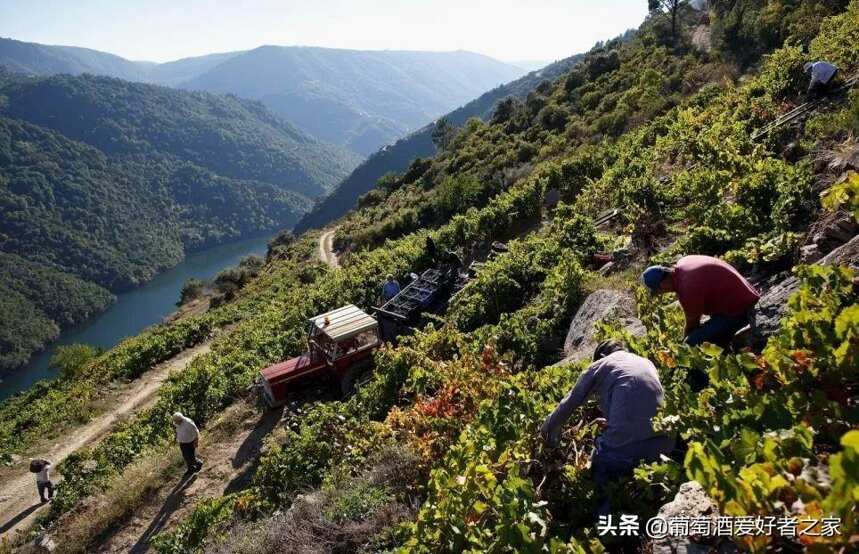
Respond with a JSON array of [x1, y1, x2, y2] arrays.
[[1, 1, 857, 552]]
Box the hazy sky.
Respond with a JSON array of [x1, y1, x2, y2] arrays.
[[0, 1, 648, 63]]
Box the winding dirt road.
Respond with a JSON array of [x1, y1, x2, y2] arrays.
[[318, 228, 340, 268], [0, 341, 213, 541]]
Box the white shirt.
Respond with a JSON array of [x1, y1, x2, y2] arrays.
[[810, 62, 837, 85], [36, 462, 51, 483], [174, 416, 199, 444]]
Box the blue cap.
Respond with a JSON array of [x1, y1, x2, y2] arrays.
[[641, 265, 669, 294]]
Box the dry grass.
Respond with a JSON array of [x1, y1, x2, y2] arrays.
[[45, 400, 265, 553], [206, 446, 422, 554], [52, 447, 183, 553]]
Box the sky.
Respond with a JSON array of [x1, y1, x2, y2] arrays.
[[0, 0, 648, 64]]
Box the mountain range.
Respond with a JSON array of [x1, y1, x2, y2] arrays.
[[0, 37, 525, 155]]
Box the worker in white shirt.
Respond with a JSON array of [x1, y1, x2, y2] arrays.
[[31, 459, 54, 502], [804, 61, 839, 99], [172, 412, 203, 474]]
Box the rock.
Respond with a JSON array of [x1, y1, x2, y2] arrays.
[[284, 490, 324, 522], [35, 533, 57, 552], [558, 289, 645, 364], [805, 210, 857, 259], [819, 233, 859, 266], [651, 481, 739, 554], [781, 141, 804, 163], [753, 274, 800, 340], [754, 234, 859, 342], [799, 243, 822, 264], [597, 261, 615, 276]]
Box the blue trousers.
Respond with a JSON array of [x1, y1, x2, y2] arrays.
[[591, 435, 675, 516], [685, 313, 750, 348]]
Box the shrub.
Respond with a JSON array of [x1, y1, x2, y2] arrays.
[[50, 344, 100, 380], [178, 278, 206, 306]]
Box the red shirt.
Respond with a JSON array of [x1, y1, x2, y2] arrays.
[[672, 256, 760, 319]]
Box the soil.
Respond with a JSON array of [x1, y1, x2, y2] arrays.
[[91, 402, 283, 553], [0, 342, 213, 542], [318, 229, 340, 268]]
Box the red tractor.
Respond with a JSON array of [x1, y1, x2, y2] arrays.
[[259, 304, 381, 407]]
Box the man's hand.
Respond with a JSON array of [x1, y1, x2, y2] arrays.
[[540, 416, 560, 449], [593, 417, 607, 430]]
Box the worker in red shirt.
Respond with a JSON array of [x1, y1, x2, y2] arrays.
[[641, 255, 760, 347]]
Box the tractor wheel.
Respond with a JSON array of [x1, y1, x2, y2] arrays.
[[340, 371, 357, 397]]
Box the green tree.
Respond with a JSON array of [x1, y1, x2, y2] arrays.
[[649, 0, 688, 39], [431, 117, 457, 151], [50, 344, 99, 380], [178, 278, 207, 306]]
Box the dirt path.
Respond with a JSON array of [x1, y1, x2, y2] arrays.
[[318, 228, 340, 268], [0, 341, 213, 541], [92, 403, 283, 553]]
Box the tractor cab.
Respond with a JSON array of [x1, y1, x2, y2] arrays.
[[259, 304, 380, 407]]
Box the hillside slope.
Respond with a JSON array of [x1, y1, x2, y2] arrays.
[[2, 2, 857, 553], [0, 36, 151, 81], [293, 50, 586, 233], [0, 71, 357, 371], [179, 46, 526, 155], [0, 73, 359, 197]]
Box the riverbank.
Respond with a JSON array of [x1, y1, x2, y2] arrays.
[[0, 234, 271, 402]]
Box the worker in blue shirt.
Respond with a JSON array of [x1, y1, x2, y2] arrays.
[[381, 274, 401, 302], [541, 340, 674, 516]]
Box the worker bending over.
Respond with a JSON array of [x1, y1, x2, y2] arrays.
[[804, 60, 839, 99], [541, 341, 674, 516], [641, 255, 759, 348]]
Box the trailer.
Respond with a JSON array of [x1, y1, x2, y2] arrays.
[[374, 267, 465, 341], [259, 304, 381, 407]]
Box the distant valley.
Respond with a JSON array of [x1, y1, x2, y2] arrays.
[[0, 38, 525, 155], [0, 69, 357, 371]]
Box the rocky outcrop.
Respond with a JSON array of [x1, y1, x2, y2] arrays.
[[754, 234, 859, 341], [819, 232, 859, 266], [800, 210, 857, 263], [651, 481, 738, 554], [34, 533, 57, 552], [558, 289, 645, 364]]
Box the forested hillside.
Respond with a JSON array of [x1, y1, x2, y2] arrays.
[[0, 37, 151, 81], [0, 72, 357, 371], [292, 50, 590, 233], [0, 39, 526, 156], [2, 1, 857, 553], [0, 73, 358, 197]]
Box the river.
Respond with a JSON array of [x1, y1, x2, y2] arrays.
[[0, 234, 272, 402]]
